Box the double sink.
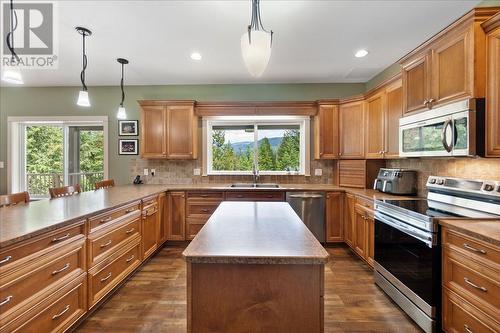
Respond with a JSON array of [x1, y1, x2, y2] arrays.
[[229, 183, 280, 189]]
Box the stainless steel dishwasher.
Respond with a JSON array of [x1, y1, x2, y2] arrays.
[[286, 192, 325, 242]]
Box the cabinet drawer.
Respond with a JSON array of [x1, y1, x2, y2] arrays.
[[186, 217, 208, 240], [3, 273, 87, 333], [0, 238, 85, 317], [88, 201, 140, 232], [186, 201, 220, 217], [142, 195, 158, 208], [187, 191, 224, 200], [224, 191, 285, 201], [444, 248, 499, 318], [355, 196, 374, 211], [443, 288, 499, 333], [444, 229, 500, 268], [87, 218, 140, 267], [0, 222, 85, 270], [88, 237, 141, 308]]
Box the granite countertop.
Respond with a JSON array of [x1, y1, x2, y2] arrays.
[[182, 201, 330, 264], [439, 219, 500, 247], [0, 183, 419, 248]]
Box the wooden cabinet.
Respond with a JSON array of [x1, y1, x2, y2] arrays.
[[442, 226, 500, 332], [384, 81, 403, 158], [224, 191, 285, 201], [353, 205, 367, 259], [139, 101, 197, 160], [140, 106, 166, 158], [314, 103, 339, 159], [343, 193, 355, 247], [365, 214, 375, 267], [365, 92, 385, 159], [484, 13, 500, 156], [166, 191, 186, 241], [339, 100, 365, 159], [337, 159, 385, 189], [400, 8, 498, 114], [325, 192, 343, 242], [158, 192, 168, 245], [186, 191, 223, 240], [141, 196, 159, 259]]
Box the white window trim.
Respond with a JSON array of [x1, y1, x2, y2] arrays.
[[202, 115, 310, 176], [7, 116, 109, 194]]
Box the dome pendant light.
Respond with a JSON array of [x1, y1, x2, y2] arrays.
[[241, 0, 274, 77], [2, 0, 23, 85], [116, 58, 129, 119], [76, 27, 92, 107]]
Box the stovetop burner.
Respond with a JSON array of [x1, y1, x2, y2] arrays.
[[381, 199, 459, 218]]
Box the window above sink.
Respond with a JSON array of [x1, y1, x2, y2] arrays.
[[202, 116, 310, 176]]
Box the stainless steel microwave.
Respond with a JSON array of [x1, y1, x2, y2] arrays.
[[399, 99, 484, 157]]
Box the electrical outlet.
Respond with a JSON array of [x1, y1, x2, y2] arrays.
[[314, 169, 323, 176], [193, 168, 201, 176], [151, 169, 156, 176], [143, 168, 149, 176], [0, 161, 4, 169]]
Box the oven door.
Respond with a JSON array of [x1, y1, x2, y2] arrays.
[[374, 212, 440, 317]]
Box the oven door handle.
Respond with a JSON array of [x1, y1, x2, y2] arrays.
[[375, 212, 435, 248]]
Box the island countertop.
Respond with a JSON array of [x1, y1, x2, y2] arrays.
[[182, 201, 330, 264]]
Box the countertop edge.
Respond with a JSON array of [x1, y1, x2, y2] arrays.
[[439, 219, 500, 247], [182, 255, 330, 265]]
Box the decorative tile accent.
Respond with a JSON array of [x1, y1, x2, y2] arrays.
[[387, 158, 500, 196], [129, 158, 335, 185]]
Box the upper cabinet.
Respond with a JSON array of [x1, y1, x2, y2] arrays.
[[339, 99, 365, 159], [483, 13, 500, 157], [365, 92, 385, 159], [400, 8, 499, 115], [384, 81, 403, 158], [314, 102, 339, 159], [139, 101, 197, 160]]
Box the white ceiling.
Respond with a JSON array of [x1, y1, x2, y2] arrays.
[[0, 0, 481, 87]]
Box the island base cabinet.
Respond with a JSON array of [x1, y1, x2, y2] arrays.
[[187, 262, 324, 333]]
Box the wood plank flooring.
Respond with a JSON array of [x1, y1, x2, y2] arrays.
[[76, 244, 422, 333]]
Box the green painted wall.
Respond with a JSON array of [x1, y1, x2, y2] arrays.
[[365, 63, 401, 91], [0, 83, 364, 194], [478, 0, 500, 7]]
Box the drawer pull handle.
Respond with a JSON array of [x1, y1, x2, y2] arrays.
[[52, 233, 71, 243], [52, 263, 70, 275], [237, 195, 244, 198], [125, 208, 135, 213], [200, 194, 208, 198], [201, 209, 209, 212], [464, 277, 487, 292], [100, 272, 112, 282], [52, 305, 70, 320], [126, 255, 135, 263], [464, 324, 473, 333], [100, 240, 112, 248], [100, 217, 112, 223], [0, 295, 13, 306], [266, 195, 273, 198], [463, 243, 486, 254], [0, 255, 12, 265], [125, 228, 135, 234]]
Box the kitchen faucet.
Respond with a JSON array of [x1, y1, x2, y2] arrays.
[[252, 163, 259, 185]]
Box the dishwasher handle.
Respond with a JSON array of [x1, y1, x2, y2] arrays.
[[288, 194, 324, 199]]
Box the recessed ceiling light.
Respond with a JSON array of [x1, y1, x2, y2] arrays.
[[355, 49, 369, 58], [190, 52, 202, 61]]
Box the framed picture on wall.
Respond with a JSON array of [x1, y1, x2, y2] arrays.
[[119, 139, 138, 155], [119, 120, 138, 136]]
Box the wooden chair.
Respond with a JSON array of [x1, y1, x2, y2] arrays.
[[0, 191, 30, 207], [95, 179, 115, 190], [49, 184, 82, 199]]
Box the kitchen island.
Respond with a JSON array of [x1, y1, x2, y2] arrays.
[[182, 201, 329, 333]]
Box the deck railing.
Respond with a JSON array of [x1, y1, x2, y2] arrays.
[[26, 171, 104, 198]]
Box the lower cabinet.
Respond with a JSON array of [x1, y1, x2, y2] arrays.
[[343, 193, 355, 247], [158, 192, 168, 245], [354, 205, 367, 258], [166, 192, 186, 240], [345, 195, 375, 268], [325, 192, 344, 242], [142, 200, 159, 260]]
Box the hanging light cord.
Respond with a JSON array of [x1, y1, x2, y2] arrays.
[[5, 0, 20, 64], [120, 63, 125, 107], [247, 0, 273, 45], [80, 33, 88, 91]]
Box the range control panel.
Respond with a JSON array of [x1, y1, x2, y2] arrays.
[[427, 176, 500, 197]]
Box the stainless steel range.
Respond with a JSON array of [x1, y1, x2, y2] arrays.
[[374, 176, 500, 333]]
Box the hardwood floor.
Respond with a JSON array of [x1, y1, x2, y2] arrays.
[[76, 244, 422, 333]]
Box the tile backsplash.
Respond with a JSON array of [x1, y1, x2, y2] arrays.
[[129, 159, 335, 185], [388, 157, 500, 196]]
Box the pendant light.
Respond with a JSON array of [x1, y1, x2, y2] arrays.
[[116, 58, 129, 119], [2, 0, 23, 85], [76, 27, 92, 107], [240, 0, 274, 77]]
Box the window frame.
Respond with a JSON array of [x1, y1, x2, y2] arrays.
[[203, 115, 310, 176]]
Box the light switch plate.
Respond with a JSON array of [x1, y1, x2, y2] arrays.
[[193, 168, 201, 176], [151, 169, 156, 176], [143, 168, 149, 176], [0, 161, 4, 169], [314, 169, 323, 176]]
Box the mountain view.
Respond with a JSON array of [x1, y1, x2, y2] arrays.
[[231, 137, 283, 154]]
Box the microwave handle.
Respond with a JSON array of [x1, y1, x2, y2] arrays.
[[441, 119, 454, 153]]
